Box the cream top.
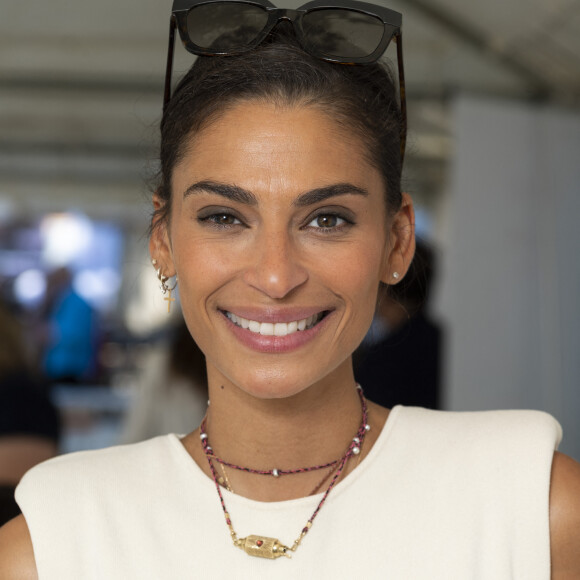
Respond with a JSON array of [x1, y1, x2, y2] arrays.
[[16, 406, 562, 579]]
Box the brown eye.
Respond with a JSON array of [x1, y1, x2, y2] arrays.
[[215, 214, 237, 225], [316, 215, 338, 228], [306, 213, 347, 229]]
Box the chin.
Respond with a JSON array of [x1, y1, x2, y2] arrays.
[[220, 353, 354, 402], [236, 372, 312, 401]]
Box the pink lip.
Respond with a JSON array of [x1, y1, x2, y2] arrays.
[[220, 309, 333, 354], [220, 307, 329, 324]]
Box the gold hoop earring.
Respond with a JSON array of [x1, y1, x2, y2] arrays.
[[153, 260, 178, 313]]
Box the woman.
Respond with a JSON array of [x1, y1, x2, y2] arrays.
[[1, 2, 579, 577]]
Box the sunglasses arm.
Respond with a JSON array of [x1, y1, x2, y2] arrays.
[[164, 15, 177, 113], [395, 31, 407, 166]]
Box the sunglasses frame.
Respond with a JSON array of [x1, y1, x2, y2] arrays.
[[164, 0, 406, 162]]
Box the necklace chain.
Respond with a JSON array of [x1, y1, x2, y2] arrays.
[[200, 385, 370, 559], [217, 458, 337, 496]]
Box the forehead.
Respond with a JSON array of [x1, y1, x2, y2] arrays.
[[173, 100, 383, 198]]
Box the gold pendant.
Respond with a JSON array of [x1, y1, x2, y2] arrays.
[[238, 535, 291, 559], [164, 287, 175, 313]]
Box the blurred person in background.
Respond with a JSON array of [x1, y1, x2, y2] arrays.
[[354, 240, 441, 409], [120, 319, 208, 443], [0, 301, 60, 526], [41, 267, 99, 384]]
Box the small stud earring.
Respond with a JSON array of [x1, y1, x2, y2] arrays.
[[392, 272, 400, 280], [152, 259, 158, 266]]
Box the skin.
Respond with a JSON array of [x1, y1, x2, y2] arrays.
[[1, 100, 579, 577]]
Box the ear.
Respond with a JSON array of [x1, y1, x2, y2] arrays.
[[381, 192, 415, 285], [149, 193, 177, 278]]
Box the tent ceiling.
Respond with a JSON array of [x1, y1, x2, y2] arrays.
[[1, 0, 579, 217]]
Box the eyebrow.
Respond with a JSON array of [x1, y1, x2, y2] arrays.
[[294, 183, 369, 207], [182, 180, 368, 206], [183, 180, 258, 205]]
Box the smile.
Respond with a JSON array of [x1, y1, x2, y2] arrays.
[[224, 311, 326, 336]]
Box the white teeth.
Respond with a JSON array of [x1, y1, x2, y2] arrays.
[[259, 323, 274, 336], [274, 323, 288, 337], [226, 312, 323, 335]]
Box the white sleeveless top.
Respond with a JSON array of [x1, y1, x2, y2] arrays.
[[16, 406, 562, 579]]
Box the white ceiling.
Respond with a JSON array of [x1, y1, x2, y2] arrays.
[[1, 0, 579, 221]]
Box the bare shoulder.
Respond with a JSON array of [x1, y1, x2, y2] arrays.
[[550, 451, 580, 579], [0, 515, 38, 580]]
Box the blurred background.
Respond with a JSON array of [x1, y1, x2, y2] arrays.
[[0, 0, 579, 512]]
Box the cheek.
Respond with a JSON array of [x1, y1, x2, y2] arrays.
[[326, 243, 385, 319], [173, 240, 234, 303]]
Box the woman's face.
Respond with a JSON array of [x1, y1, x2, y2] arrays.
[[152, 100, 414, 399]]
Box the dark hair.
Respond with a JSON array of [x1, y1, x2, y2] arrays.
[[154, 26, 403, 229]]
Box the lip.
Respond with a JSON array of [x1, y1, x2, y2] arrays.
[[220, 308, 334, 354]]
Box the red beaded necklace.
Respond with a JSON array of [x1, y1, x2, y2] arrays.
[[200, 385, 370, 559]]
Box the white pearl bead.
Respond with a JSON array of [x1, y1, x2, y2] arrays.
[[272, 469, 279, 477], [352, 446, 360, 455], [365, 424, 371, 432]]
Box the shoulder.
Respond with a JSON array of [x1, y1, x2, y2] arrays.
[[22, 434, 174, 477], [390, 407, 562, 504], [11, 436, 180, 576], [17, 435, 177, 501], [16, 435, 179, 528], [0, 516, 38, 580], [396, 406, 562, 449], [550, 452, 580, 578]]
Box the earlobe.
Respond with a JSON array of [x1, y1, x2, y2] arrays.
[[149, 194, 176, 278], [380, 192, 415, 285]]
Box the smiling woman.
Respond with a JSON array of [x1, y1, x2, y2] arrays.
[[1, 2, 579, 578]]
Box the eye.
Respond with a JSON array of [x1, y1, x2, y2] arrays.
[[306, 213, 348, 230], [212, 214, 240, 226], [198, 211, 243, 228]]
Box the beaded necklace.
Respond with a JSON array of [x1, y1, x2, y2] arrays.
[[200, 385, 370, 559]]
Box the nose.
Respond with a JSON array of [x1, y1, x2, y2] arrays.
[[242, 229, 308, 299]]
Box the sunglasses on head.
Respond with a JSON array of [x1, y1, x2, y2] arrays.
[[164, 0, 406, 162]]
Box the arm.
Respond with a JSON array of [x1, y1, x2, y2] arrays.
[[550, 451, 580, 579], [0, 515, 38, 580]]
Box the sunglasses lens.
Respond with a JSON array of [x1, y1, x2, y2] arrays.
[[302, 9, 386, 60], [187, 2, 269, 51]]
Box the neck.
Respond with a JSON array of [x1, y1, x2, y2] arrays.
[[203, 363, 362, 470], [181, 359, 390, 502]]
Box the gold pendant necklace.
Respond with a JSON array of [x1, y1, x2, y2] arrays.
[[201, 385, 370, 559]]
